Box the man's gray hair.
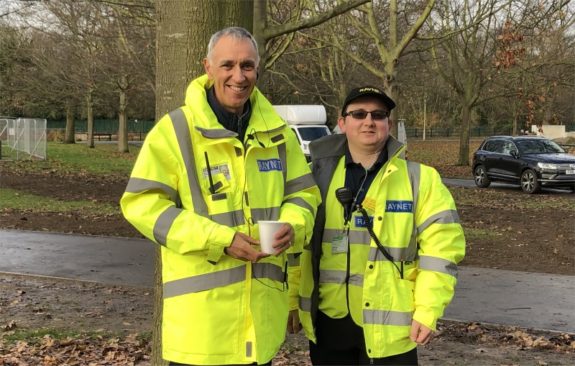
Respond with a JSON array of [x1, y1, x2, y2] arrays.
[[206, 27, 260, 64]]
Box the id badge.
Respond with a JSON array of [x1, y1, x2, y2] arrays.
[[331, 233, 348, 254]]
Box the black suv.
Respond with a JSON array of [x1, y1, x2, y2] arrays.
[[472, 135, 575, 193]]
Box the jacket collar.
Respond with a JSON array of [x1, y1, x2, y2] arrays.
[[185, 75, 286, 139], [206, 86, 252, 141], [310, 134, 404, 162]]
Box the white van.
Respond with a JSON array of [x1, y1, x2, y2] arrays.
[[273, 105, 331, 159]]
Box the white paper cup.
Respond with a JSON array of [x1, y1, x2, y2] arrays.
[[258, 220, 285, 254]]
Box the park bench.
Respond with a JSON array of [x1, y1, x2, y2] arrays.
[[93, 132, 113, 141]]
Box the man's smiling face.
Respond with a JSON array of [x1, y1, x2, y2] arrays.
[[203, 35, 259, 115]]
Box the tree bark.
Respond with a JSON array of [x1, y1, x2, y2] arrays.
[[64, 102, 75, 144], [118, 74, 129, 153], [86, 91, 94, 149], [458, 103, 471, 166], [155, 0, 250, 121]]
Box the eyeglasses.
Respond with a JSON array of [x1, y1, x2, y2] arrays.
[[343, 109, 389, 121]]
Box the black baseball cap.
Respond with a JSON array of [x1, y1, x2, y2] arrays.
[[341, 86, 396, 116]]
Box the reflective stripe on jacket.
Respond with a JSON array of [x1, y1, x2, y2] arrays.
[[120, 75, 320, 365], [298, 134, 465, 359]]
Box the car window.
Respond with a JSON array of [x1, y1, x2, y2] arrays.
[[486, 140, 505, 153], [516, 139, 565, 154], [502, 141, 515, 155], [298, 126, 330, 141], [289, 126, 302, 144], [482, 140, 495, 151]]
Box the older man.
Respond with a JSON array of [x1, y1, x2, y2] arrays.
[[121, 27, 320, 365]]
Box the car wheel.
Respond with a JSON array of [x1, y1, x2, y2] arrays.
[[473, 165, 491, 188], [520, 169, 540, 194]]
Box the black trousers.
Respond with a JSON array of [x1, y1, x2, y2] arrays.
[[309, 312, 418, 366]]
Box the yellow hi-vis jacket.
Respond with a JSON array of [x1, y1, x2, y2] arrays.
[[120, 75, 320, 365], [298, 134, 465, 359]]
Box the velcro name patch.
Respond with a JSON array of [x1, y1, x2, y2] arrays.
[[385, 200, 413, 213], [257, 159, 283, 172]]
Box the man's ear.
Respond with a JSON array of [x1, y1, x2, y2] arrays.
[[203, 58, 211, 79], [337, 116, 346, 133]]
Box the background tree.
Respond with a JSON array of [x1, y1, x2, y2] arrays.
[[98, 1, 154, 152], [253, 0, 369, 72], [42, 1, 109, 149], [329, 0, 437, 122], [0, 21, 33, 117], [428, 0, 505, 165], [2, 0, 573, 145], [428, 0, 572, 165], [267, 7, 373, 124]]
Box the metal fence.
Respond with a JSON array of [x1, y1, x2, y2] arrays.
[[44, 118, 575, 141], [405, 126, 512, 138], [0, 118, 47, 160], [47, 119, 155, 133], [46, 119, 156, 141], [405, 124, 575, 139]]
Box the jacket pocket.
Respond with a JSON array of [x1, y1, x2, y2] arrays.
[[163, 278, 244, 356]]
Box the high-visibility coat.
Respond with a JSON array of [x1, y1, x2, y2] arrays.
[[120, 75, 320, 365], [298, 134, 465, 359]]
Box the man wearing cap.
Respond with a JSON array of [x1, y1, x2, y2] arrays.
[[296, 86, 465, 365]]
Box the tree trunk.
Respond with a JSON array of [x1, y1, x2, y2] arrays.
[[458, 104, 471, 166], [382, 71, 398, 138], [86, 91, 94, 149], [221, 0, 252, 30], [155, 0, 250, 121], [153, 1, 250, 363], [64, 103, 75, 144], [253, 0, 267, 73], [118, 74, 129, 153]]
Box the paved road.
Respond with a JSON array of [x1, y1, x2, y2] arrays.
[[443, 178, 574, 194], [443, 178, 477, 188], [0, 230, 155, 287], [0, 229, 573, 333]]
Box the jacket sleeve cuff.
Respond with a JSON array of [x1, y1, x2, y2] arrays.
[[412, 308, 439, 331], [206, 226, 235, 264], [279, 211, 307, 253]]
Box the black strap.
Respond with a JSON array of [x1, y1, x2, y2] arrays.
[[357, 205, 403, 278]]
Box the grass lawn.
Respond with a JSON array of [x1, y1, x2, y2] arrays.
[[0, 188, 118, 214], [4, 142, 140, 175], [0, 139, 481, 214]]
